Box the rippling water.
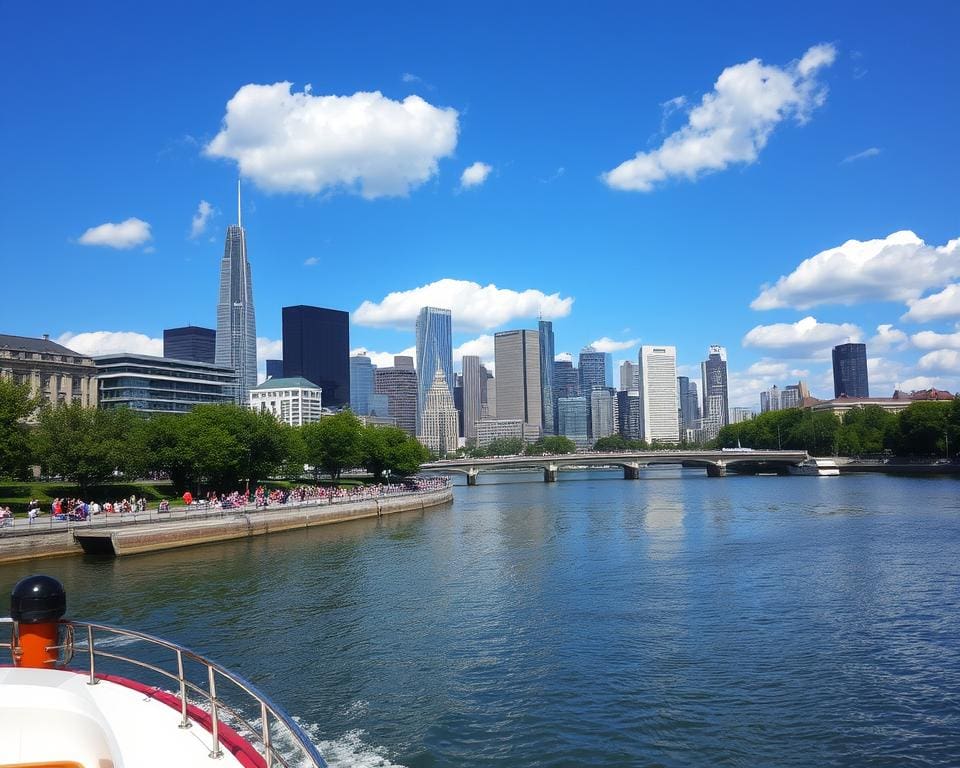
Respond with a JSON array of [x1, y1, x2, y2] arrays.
[[3, 469, 960, 766]]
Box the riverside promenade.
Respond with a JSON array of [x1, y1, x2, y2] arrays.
[[0, 480, 453, 564]]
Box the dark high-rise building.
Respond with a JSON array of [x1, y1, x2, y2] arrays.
[[538, 320, 557, 435], [832, 343, 869, 397], [375, 356, 418, 435], [617, 390, 641, 441], [265, 359, 283, 379], [282, 305, 350, 407], [677, 376, 700, 433], [554, 360, 580, 399], [215, 182, 257, 404], [163, 326, 216, 364], [578, 347, 611, 392], [701, 346, 729, 430]]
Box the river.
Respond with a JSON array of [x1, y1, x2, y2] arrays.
[[2, 469, 959, 767]]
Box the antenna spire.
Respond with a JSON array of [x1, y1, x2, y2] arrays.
[[237, 178, 242, 227]]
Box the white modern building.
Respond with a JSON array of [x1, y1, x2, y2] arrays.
[[248, 376, 322, 426], [590, 388, 615, 440], [638, 345, 679, 443]]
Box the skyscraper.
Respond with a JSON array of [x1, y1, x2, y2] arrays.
[[374, 356, 418, 435], [701, 345, 729, 430], [616, 390, 641, 441], [558, 396, 589, 449], [832, 343, 869, 397], [590, 388, 615, 440], [638, 345, 679, 443], [349, 354, 375, 415], [677, 376, 700, 432], [416, 307, 454, 432], [554, 360, 579, 399], [538, 320, 557, 435], [164, 326, 216, 364], [282, 305, 350, 407], [619, 361, 639, 392], [265, 359, 283, 379], [215, 182, 257, 403], [494, 329, 542, 435], [461, 355, 483, 443], [417, 367, 459, 457], [578, 347, 610, 392]]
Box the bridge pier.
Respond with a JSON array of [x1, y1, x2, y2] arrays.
[[623, 463, 640, 480], [706, 463, 727, 477], [544, 464, 558, 483], [466, 468, 479, 486]]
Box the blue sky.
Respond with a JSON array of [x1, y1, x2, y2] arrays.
[[2, 2, 958, 407]]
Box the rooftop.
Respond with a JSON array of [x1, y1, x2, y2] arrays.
[[0, 333, 84, 357], [252, 377, 321, 390]]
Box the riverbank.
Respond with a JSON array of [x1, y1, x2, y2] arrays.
[[0, 485, 453, 563]]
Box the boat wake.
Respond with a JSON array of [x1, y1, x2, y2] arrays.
[[295, 720, 407, 768]]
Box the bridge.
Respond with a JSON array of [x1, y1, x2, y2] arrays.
[[423, 450, 810, 484]]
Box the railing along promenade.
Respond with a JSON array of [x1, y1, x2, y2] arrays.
[[423, 450, 810, 484], [0, 479, 450, 539]]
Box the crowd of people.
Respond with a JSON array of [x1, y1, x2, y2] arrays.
[[0, 476, 451, 529]]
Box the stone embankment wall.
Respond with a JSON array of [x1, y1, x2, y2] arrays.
[[0, 487, 453, 564]]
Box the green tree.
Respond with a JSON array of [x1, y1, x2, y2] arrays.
[[525, 435, 576, 455], [361, 425, 429, 479], [896, 401, 952, 456], [301, 411, 365, 480], [0, 377, 42, 479], [32, 403, 139, 492], [469, 436, 524, 457]]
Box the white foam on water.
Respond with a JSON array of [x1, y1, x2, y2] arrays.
[[295, 719, 407, 768]]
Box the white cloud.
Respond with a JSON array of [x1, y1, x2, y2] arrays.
[[354, 278, 573, 331], [460, 161, 492, 189], [912, 329, 960, 350], [350, 346, 416, 369], [589, 336, 640, 353], [78, 218, 152, 249], [918, 349, 960, 373], [903, 283, 960, 323], [256, 337, 283, 362], [56, 331, 162, 357], [555, 352, 573, 363], [752, 231, 960, 311], [453, 335, 495, 365], [304, 256, 320, 267], [205, 82, 459, 199], [745, 359, 810, 379], [898, 376, 941, 391], [841, 147, 881, 164], [869, 324, 908, 352], [867, 356, 904, 395], [401, 73, 421, 84], [603, 43, 836, 192], [190, 200, 214, 238], [742, 316, 861, 355]]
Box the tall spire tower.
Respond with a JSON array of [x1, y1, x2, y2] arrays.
[[215, 180, 258, 404]]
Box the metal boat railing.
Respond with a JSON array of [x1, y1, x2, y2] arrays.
[[1, 617, 326, 768]]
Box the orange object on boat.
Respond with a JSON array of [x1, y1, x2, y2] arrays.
[[13, 621, 59, 668]]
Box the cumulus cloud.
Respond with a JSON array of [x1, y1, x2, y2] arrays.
[[453, 335, 495, 365], [902, 283, 960, 323], [753, 231, 960, 311], [841, 147, 881, 164], [189, 200, 214, 238], [869, 324, 908, 352], [460, 161, 492, 189], [205, 82, 459, 199], [589, 336, 640, 353], [78, 218, 152, 249], [256, 337, 283, 362], [350, 346, 416, 369], [911, 329, 960, 350], [742, 316, 861, 355], [304, 256, 320, 267], [603, 43, 836, 192], [555, 352, 573, 363], [898, 376, 943, 392], [867, 356, 904, 395], [354, 278, 573, 331], [918, 349, 960, 373], [56, 331, 162, 357]]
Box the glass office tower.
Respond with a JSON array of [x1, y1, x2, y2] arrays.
[[282, 305, 350, 407], [415, 307, 454, 432]]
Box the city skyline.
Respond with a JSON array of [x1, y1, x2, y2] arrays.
[[2, 4, 958, 408]]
